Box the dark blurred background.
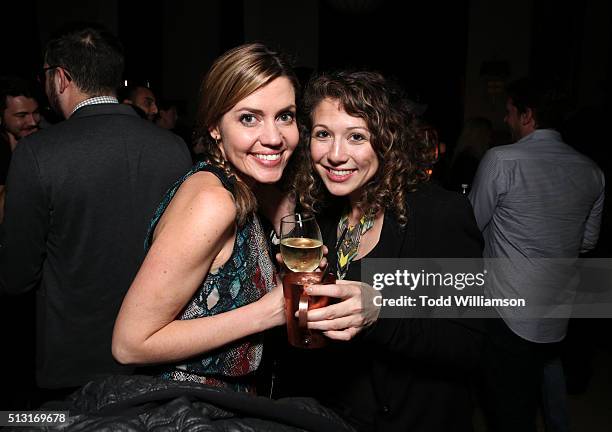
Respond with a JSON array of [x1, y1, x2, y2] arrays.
[[3, 0, 611, 146]]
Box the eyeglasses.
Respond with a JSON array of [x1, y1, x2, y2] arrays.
[[37, 65, 73, 83]]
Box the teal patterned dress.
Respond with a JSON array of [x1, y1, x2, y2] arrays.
[[145, 161, 277, 392]]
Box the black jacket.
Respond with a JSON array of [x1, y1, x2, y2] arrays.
[[0, 103, 192, 388], [274, 182, 485, 432], [25, 375, 354, 432]]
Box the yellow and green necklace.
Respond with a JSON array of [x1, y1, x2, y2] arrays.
[[336, 212, 375, 280]]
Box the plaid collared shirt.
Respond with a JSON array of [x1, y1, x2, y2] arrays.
[[70, 96, 119, 116]]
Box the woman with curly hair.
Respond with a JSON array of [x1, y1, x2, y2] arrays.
[[280, 71, 485, 431]]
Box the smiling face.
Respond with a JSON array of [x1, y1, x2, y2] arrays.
[[2, 95, 40, 142], [211, 76, 299, 186], [310, 98, 379, 202]]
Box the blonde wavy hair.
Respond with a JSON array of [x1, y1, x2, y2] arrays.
[[293, 71, 436, 226], [195, 43, 299, 226]]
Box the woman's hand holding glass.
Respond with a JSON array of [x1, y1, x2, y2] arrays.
[[302, 280, 381, 340], [278, 213, 334, 348]]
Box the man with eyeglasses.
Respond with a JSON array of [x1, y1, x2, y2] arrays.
[[0, 25, 191, 401]]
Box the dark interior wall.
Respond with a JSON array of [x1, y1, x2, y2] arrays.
[[219, 0, 245, 53], [463, 0, 533, 131], [3, 1, 42, 79], [3, 0, 118, 80], [528, 0, 612, 110], [317, 0, 470, 144], [576, 0, 612, 108], [530, 0, 587, 105], [243, 0, 319, 69], [465, 0, 612, 132], [160, 0, 226, 125], [4, 0, 610, 144], [118, 0, 163, 90], [36, 0, 119, 57]]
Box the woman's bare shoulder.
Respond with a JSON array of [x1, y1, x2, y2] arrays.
[[159, 171, 237, 235]]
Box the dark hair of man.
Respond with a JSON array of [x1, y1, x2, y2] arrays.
[[505, 77, 568, 130], [44, 26, 124, 96], [0, 76, 40, 116], [294, 70, 435, 225], [117, 83, 153, 103], [156, 98, 177, 112]]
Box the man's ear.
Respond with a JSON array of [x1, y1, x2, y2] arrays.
[[56, 68, 71, 94], [520, 107, 535, 127]]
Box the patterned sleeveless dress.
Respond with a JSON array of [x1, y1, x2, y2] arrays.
[[145, 161, 277, 392]]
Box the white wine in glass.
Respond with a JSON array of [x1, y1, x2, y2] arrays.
[[280, 214, 323, 272]]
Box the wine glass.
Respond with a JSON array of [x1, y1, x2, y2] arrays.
[[280, 213, 323, 272]]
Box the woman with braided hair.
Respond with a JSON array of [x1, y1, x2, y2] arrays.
[[112, 43, 300, 393]]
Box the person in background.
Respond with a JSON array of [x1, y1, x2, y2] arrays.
[[190, 135, 207, 162], [277, 70, 484, 432], [469, 77, 604, 432], [155, 99, 178, 130], [0, 76, 42, 409], [0, 76, 41, 223], [120, 83, 158, 121], [156, 98, 193, 148], [0, 76, 41, 151], [0, 25, 191, 402], [112, 43, 300, 393]]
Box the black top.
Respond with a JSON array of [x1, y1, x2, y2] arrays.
[[0, 103, 192, 388], [0, 134, 11, 185], [274, 182, 485, 432]]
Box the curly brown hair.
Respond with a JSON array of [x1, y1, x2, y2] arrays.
[[293, 70, 435, 225], [194, 43, 300, 226]]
